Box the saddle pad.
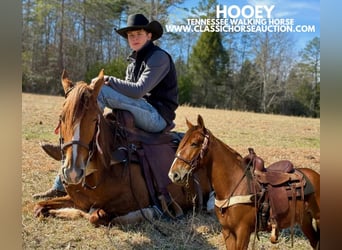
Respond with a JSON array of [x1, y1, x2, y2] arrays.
[[297, 169, 316, 195]]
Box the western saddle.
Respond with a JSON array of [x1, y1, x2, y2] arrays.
[[105, 110, 187, 219], [243, 148, 312, 244]]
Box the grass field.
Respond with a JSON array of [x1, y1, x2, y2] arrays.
[[22, 93, 320, 249]]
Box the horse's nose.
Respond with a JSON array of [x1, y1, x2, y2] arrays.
[[62, 166, 84, 184], [168, 171, 180, 183]]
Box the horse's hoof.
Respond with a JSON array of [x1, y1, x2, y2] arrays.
[[89, 209, 109, 227], [270, 235, 278, 244], [34, 205, 49, 217]]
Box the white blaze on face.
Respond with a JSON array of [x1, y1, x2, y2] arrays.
[[66, 122, 81, 182], [170, 154, 179, 168], [72, 123, 81, 166], [169, 152, 182, 181]]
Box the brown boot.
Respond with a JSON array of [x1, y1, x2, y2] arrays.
[[40, 143, 62, 161], [33, 188, 67, 200]]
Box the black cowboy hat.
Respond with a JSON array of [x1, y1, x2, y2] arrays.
[[115, 14, 163, 41]]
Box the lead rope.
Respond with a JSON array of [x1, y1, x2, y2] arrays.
[[81, 146, 97, 190], [80, 116, 102, 190], [95, 114, 103, 154], [244, 157, 258, 250], [246, 157, 263, 250], [249, 160, 259, 250], [81, 126, 99, 190]]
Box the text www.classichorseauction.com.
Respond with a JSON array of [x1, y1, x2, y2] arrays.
[[165, 4, 316, 33]]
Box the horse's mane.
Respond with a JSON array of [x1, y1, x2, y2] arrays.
[[61, 82, 90, 130], [207, 129, 245, 167], [220, 139, 243, 159]]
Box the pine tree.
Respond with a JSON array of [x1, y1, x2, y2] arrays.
[[188, 31, 229, 107], [185, 0, 230, 108]]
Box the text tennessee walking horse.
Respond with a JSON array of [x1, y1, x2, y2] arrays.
[[34, 70, 212, 226], [168, 115, 320, 249]]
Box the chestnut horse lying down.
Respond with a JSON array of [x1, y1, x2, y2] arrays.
[[168, 115, 320, 249], [34, 70, 212, 226]]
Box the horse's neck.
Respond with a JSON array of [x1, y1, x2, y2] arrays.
[[208, 137, 246, 200]]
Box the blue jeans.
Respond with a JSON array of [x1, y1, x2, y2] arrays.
[[97, 85, 167, 133], [53, 85, 168, 191], [53, 174, 65, 191]]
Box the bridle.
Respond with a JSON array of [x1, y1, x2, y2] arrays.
[[175, 129, 254, 211], [55, 113, 103, 189], [173, 129, 210, 208], [174, 129, 210, 175]]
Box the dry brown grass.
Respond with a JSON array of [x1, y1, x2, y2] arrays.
[[22, 93, 320, 249]]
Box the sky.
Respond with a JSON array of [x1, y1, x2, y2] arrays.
[[167, 0, 320, 51]]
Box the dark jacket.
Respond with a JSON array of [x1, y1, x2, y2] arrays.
[[123, 42, 178, 125], [110, 42, 178, 125]]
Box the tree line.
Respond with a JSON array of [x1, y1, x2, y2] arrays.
[[22, 0, 320, 117]]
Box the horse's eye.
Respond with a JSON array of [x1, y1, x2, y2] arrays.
[[191, 142, 198, 147]]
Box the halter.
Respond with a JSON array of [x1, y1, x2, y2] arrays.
[[175, 129, 210, 172]]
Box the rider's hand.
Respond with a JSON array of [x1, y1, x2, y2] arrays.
[[104, 75, 110, 84], [91, 75, 110, 85]]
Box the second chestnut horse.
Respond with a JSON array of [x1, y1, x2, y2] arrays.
[[168, 115, 320, 249]]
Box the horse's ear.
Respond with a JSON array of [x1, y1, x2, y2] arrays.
[[91, 69, 105, 97], [186, 118, 194, 129], [61, 69, 74, 94], [197, 115, 205, 129]]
